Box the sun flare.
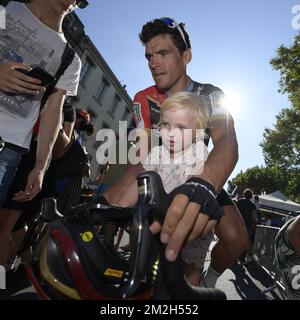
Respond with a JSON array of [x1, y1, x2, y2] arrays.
[[222, 89, 241, 115]]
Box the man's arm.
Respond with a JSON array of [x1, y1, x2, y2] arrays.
[[251, 209, 258, 225], [287, 216, 300, 254], [199, 116, 238, 192], [117, 180, 139, 208], [103, 164, 144, 204], [13, 89, 66, 201], [51, 120, 75, 159], [102, 128, 151, 204]]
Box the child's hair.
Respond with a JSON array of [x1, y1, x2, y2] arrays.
[[160, 92, 210, 129]]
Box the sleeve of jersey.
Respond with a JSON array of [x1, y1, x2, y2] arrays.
[[209, 90, 232, 122], [132, 91, 151, 129]]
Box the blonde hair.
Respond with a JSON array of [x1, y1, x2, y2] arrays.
[[160, 92, 210, 129]]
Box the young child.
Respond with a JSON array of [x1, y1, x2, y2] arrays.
[[118, 91, 213, 285], [119, 91, 209, 204]]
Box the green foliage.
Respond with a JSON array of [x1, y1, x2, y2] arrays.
[[228, 34, 300, 203], [261, 107, 300, 169], [227, 165, 287, 195], [270, 33, 300, 110], [228, 165, 300, 202], [264, 34, 300, 172]]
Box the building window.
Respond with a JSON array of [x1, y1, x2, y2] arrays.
[[108, 94, 121, 118], [95, 78, 109, 102], [79, 58, 93, 83]]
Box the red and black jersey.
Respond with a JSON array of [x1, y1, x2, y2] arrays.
[[132, 85, 166, 129], [132, 80, 234, 207], [132, 80, 229, 130]]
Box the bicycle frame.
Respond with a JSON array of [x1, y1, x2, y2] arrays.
[[18, 171, 225, 300]]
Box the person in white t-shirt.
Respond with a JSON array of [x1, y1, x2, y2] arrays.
[[118, 91, 213, 285], [0, 0, 82, 265]]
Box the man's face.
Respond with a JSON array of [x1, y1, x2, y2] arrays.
[[145, 34, 189, 94], [50, 0, 77, 15]]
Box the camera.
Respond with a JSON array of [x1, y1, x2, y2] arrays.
[[78, 121, 95, 136]]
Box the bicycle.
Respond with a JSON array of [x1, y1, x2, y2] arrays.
[[11, 171, 226, 300]]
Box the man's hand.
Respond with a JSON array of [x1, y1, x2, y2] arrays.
[[12, 166, 45, 202], [0, 61, 45, 95], [150, 177, 224, 262]]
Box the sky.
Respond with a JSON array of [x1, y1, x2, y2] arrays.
[[77, 0, 300, 184]]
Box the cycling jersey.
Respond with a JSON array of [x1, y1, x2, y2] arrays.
[[132, 80, 230, 134]]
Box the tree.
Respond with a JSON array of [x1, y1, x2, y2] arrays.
[[261, 107, 300, 170], [270, 33, 300, 110], [228, 34, 300, 202], [227, 166, 287, 196], [262, 33, 300, 171], [260, 33, 300, 201]]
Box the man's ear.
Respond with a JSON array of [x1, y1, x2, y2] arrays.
[[183, 49, 192, 65]]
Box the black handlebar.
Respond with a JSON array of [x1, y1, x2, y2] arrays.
[[39, 171, 226, 300], [120, 172, 166, 298], [126, 171, 226, 300], [160, 245, 226, 300]]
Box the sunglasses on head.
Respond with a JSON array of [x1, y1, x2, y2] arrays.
[[159, 17, 188, 50], [76, 0, 89, 9]]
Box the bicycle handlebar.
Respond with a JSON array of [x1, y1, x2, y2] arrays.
[[160, 245, 226, 300], [39, 171, 226, 300], [121, 171, 226, 300]]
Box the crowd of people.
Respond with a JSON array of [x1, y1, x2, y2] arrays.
[[0, 0, 299, 300], [0, 0, 94, 266]]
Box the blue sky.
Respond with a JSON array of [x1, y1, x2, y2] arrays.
[[77, 0, 300, 183]]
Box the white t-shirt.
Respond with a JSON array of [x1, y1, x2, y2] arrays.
[[143, 140, 209, 193], [0, 2, 81, 149]]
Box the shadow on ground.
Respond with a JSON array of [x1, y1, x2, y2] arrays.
[[229, 261, 284, 300]]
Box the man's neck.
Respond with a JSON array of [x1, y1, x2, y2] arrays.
[[165, 75, 192, 97], [26, 1, 64, 32]]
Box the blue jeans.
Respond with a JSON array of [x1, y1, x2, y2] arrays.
[[0, 147, 23, 206]]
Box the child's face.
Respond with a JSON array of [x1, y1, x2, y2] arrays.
[[160, 107, 197, 153]]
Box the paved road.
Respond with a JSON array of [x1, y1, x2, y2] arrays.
[[216, 261, 284, 300], [0, 239, 285, 301], [0, 262, 285, 301]]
